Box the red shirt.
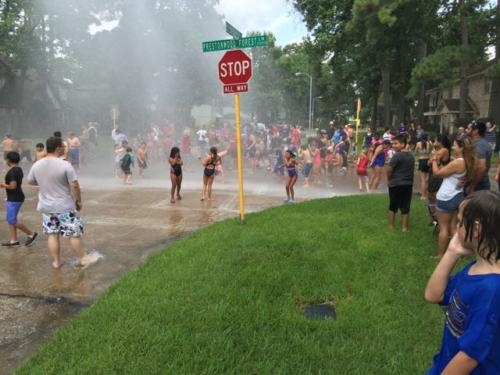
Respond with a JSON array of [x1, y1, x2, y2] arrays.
[[357, 154, 369, 173]]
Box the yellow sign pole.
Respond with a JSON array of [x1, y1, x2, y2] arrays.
[[234, 93, 245, 224], [355, 98, 361, 148]]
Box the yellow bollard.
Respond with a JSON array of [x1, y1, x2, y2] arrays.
[[234, 93, 245, 224]]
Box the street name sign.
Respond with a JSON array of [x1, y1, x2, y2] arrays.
[[226, 22, 242, 39], [202, 35, 268, 53]]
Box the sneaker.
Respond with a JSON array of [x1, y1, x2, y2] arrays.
[[25, 232, 38, 246], [283, 198, 289, 203], [2, 241, 20, 247], [288, 199, 295, 204]]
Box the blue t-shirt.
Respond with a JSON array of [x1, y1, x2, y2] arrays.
[[427, 261, 500, 375], [332, 130, 340, 145]]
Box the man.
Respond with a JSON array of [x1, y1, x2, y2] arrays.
[[27, 137, 102, 269], [465, 121, 492, 193], [111, 128, 128, 148]]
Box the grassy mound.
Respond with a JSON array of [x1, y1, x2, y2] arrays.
[[17, 195, 444, 374]]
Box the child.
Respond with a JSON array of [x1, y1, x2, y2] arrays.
[[1, 152, 37, 246], [424, 190, 500, 374], [299, 145, 312, 187], [120, 147, 133, 185], [284, 150, 299, 203], [34, 143, 46, 162], [199, 147, 226, 201], [356, 147, 370, 192], [386, 134, 414, 232], [169, 147, 183, 203], [136, 142, 148, 177]]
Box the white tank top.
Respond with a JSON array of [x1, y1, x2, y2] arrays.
[[437, 158, 466, 201]]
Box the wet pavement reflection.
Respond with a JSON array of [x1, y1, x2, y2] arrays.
[[0, 169, 358, 373]]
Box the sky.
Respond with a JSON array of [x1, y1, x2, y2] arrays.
[[214, 0, 309, 46]]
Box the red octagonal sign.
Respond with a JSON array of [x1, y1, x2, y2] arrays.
[[218, 49, 252, 85]]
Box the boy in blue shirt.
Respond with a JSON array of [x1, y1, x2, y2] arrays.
[[1, 151, 38, 246], [425, 190, 500, 374]]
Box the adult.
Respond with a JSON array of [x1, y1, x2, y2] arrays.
[[369, 139, 390, 191], [27, 137, 101, 269], [87, 122, 98, 146], [431, 135, 476, 258], [111, 128, 128, 148], [427, 134, 451, 225], [465, 121, 492, 193], [485, 121, 497, 152], [415, 134, 432, 200]]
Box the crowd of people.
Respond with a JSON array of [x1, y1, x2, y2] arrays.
[[1, 117, 499, 374]]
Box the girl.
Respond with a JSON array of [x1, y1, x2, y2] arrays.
[[424, 190, 500, 374], [356, 147, 370, 192], [169, 147, 183, 204], [199, 147, 226, 201], [415, 133, 432, 199], [432, 135, 476, 258], [284, 150, 299, 203], [369, 139, 390, 191], [427, 134, 451, 225]]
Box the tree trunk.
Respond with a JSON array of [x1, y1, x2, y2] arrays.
[[416, 39, 428, 124], [488, 0, 500, 126], [371, 92, 379, 129], [382, 68, 391, 128], [459, 0, 469, 122]]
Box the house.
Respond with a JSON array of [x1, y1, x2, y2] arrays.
[[423, 61, 495, 134]]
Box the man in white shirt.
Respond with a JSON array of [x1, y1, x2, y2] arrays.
[[28, 137, 102, 269]]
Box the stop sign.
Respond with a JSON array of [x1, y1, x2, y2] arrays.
[[218, 50, 252, 85]]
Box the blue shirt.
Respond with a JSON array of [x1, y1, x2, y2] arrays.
[[332, 130, 340, 145], [427, 261, 500, 375]]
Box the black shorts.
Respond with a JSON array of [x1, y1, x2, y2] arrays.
[[418, 159, 430, 173], [389, 185, 413, 214], [204, 167, 215, 177]]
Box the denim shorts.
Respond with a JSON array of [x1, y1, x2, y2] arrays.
[[436, 193, 464, 213], [6, 201, 23, 225]]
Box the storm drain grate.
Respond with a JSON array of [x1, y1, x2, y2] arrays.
[[304, 302, 336, 320]]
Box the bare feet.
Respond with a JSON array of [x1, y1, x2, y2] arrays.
[[51, 261, 63, 269], [78, 251, 103, 269], [170, 198, 176, 204]]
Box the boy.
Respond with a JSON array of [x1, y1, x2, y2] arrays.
[[386, 134, 414, 232], [1, 151, 38, 246], [424, 190, 499, 374], [120, 147, 133, 184], [34, 143, 46, 162]]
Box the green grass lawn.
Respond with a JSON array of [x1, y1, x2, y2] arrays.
[[16, 195, 447, 374]]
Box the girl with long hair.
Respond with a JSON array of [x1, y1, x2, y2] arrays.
[[431, 135, 477, 258], [415, 133, 432, 200], [427, 134, 451, 225], [169, 147, 183, 204], [199, 147, 227, 201]]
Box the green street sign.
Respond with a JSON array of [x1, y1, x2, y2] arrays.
[[226, 22, 242, 40], [202, 35, 268, 53]]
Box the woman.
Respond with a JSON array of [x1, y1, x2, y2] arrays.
[[427, 134, 451, 225], [431, 135, 476, 258], [415, 133, 432, 200]]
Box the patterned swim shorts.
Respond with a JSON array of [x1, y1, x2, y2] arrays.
[[42, 212, 84, 237]]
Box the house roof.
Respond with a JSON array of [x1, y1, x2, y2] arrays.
[[439, 98, 475, 113]]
